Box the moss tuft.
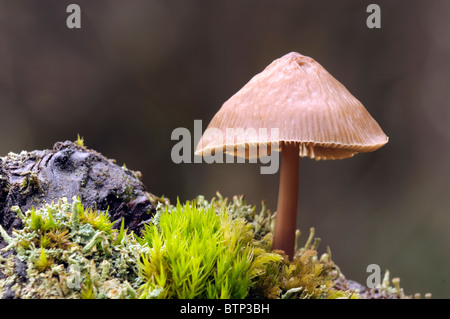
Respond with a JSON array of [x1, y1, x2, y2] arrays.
[[137, 198, 281, 299]]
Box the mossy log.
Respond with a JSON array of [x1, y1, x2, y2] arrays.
[[0, 141, 155, 248]]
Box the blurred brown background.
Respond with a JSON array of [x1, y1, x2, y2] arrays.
[[1, 0, 449, 298]]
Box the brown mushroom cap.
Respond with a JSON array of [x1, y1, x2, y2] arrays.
[[195, 52, 388, 160]]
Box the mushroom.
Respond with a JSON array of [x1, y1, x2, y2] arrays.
[[195, 52, 388, 259]]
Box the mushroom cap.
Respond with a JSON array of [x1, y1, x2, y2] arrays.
[[195, 52, 388, 160]]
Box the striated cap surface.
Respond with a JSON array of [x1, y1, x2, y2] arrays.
[[195, 52, 388, 160]]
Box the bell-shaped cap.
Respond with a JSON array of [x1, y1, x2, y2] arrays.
[[195, 52, 388, 160]]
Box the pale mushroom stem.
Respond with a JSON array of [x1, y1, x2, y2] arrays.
[[272, 142, 299, 259]]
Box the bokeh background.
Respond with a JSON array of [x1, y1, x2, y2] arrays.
[[1, 0, 449, 298]]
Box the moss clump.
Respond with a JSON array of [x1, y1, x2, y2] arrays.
[[196, 194, 356, 299], [0, 197, 142, 299], [0, 193, 410, 299], [137, 199, 282, 299]]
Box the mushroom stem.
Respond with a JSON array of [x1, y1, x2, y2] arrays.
[[272, 142, 299, 259]]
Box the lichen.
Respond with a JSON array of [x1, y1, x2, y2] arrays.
[[0, 197, 143, 299]]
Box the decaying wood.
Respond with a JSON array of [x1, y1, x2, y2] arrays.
[[0, 141, 155, 248]]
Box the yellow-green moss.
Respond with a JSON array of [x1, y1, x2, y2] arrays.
[[137, 199, 281, 299]]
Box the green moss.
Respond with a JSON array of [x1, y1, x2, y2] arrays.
[[76, 134, 85, 147], [137, 199, 281, 299], [0, 193, 413, 299]]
